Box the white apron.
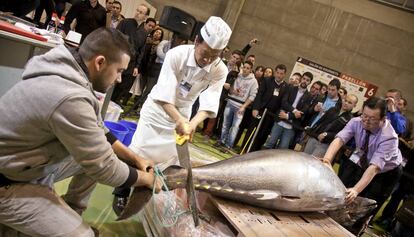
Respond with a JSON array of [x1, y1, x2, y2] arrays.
[[128, 45, 226, 168], [128, 99, 181, 169]]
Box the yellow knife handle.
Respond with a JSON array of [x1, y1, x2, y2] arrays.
[[175, 123, 191, 145], [176, 133, 190, 145]]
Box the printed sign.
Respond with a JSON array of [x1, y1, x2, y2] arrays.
[[291, 57, 378, 111]]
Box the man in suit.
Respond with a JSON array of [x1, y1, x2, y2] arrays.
[[263, 72, 314, 149], [249, 64, 288, 151], [110, 4, 155, 105], [63, 0, 107, 42]]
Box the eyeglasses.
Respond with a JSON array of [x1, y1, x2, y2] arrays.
[[361, 113, 380, 122]]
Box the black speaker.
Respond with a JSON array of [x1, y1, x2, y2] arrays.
[[190, 20, 204, 41], [159, 6, 196, 40]]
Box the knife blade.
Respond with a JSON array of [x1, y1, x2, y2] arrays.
[[176, 136, 200, 226]]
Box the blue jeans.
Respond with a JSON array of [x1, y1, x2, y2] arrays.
[[303, 137, 329, 157], [264, 123, 295, 149], [220, 103, 244, 148]]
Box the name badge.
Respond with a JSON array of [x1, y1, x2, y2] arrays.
[[273, 88, 279, 96], [349, 150, 361, 165], [179, 81, 192, 98]]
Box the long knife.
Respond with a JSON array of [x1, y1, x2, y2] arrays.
[[176, 135, 200, 226]]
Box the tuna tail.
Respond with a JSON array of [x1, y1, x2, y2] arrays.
[[326, 197, 377, 228], [116, 165, 189, 220], [162, 165, 188, 190], [117, 187, 153, 220]]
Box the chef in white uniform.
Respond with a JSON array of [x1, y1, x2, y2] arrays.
[[129, 16, 232, 168]]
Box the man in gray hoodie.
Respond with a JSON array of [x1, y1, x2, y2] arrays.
[[0, 28, 161, 236], [219, 61, 258, 150]]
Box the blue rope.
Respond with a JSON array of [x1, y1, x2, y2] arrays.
[[152, 166, 189, 227]]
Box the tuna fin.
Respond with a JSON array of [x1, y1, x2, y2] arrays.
[[163, 165, 188, 190], [249, 190, 280, 200], [117, 187, 152, 220]]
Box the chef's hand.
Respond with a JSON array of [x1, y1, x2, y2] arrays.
[[345, 187, 359, 204], [135, 170, 162, 193], [188, 120, 200, 141], [176, 118, 191, 136]]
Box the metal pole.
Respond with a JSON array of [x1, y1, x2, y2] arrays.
[[240, 126, 256, 155], [246, 108, 267, 153]]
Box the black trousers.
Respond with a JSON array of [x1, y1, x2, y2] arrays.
[[33, 0, 54, 27], [0, 0, 40, 18], [212, 98, 227, 137], [339, 159, 402, 211], [249, 110, 277, 152], [113, 186, 131, 197], [338, 158, 402, 235], [111, 73, 135, 105], [381, 173, 413, 220], [234, 111, 260, 151]]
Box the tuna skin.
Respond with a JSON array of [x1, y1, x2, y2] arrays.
[[119, 149, 376, 224], [164, 149, 347, 212]]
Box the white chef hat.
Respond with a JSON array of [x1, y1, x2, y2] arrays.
[[200, 16, 232, 50]]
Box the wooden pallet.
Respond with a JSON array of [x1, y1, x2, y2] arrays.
[[210, 196, 355, 237]]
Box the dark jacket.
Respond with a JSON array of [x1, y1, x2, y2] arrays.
[[63, 0, 106, 42], [252, 77, 287, 113], [306, 94, 342, 127], [302, 93, 320, 127], [280, 85, 314, 130], [116, 19, 148, 75], [306, 107, 353, 144]]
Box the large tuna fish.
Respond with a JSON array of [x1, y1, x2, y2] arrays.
[[118, 150, 376, 227]]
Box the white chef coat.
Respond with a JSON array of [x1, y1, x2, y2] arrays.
[[129, 44, 227, 165]]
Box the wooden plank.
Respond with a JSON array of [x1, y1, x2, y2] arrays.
[[210, 196, 355, 237], [213, 198, 284, 237], [302, 212, 355, 237]]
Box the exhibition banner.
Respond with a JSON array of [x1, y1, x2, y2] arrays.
[[291, 57, 378, 111]]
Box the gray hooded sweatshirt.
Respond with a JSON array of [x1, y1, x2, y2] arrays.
[[227, 72, 258, 108], [0, 45, 130, 187]]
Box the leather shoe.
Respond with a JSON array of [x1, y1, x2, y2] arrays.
[[112, 195, 128, 216]]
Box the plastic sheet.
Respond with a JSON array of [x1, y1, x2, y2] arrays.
[[151, 190, 232, 237]]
